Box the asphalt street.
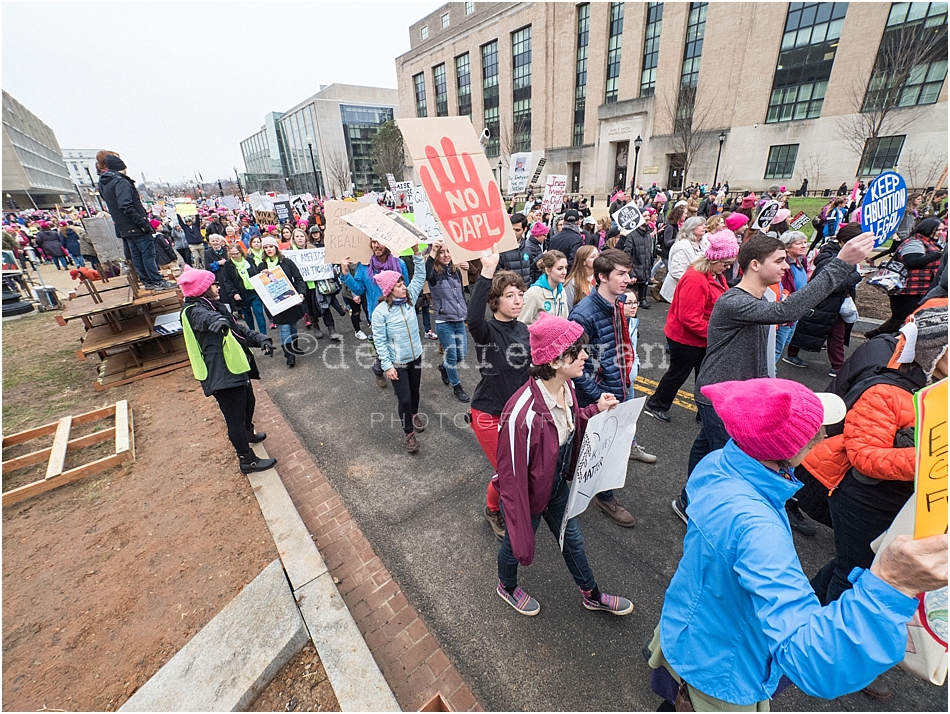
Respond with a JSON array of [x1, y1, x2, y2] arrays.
[[257, 298, 946, 712]]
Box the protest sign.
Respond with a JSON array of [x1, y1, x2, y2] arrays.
[[274, 200, 293, 224], [559, 397, 644, 549], [862, 171, 908, 248], [397, 116, 517, 260], [410, 184, 445, 243], [344, 204, 428, 255], [220, 195, 241, 211], [291, 195, 309, 222], [323, 200, 373, 264], [508, 152, 533, 194], [357, 192, 380, 204], [753, 200, 781, 231], [540, 174, 567, 215], [612, 201, 645, 231], [530, 157, 547, 187], [283, 247, 335, 282], [394, 180, 413, 207], [248, 192, 274, 213], [914, 378, 947, 539], [386, 173, 397, 192], [789, 211, 811, 230], [175, 202, 198, 217], [250, 265, 304, 315], [254, 210, 277, 228], [83, 214, 124, 262]]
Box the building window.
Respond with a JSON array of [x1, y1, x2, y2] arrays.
[[680, 1, 707, 89], [433, 63, 448, 116], [605, 2, 624, 104], [767, 2, 848, 123], [420, 25, 428, 41], [456, 53, 472, 118], [481, 41, 500, 158], [441, 12, 450, 29], [864, 2, 948, 111], [764, 144, 800, 179], [413, 73, 427, 117], [512, 26, 532, 152], [640, 2, 663, 97], [465, 1, 475, 15], [859, 135, 905, 176], [574, 3, 590, 146], [340, 104, 395, 192]]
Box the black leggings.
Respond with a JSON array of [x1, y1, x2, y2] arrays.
[[871, 293, 925, 336], [647, 339, 706, 412], [344, 296, 364, 332], [632, 281, 648, 305], [390, 356, 423, 433], [212, 382, 256, 456]]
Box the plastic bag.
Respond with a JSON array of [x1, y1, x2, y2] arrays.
[[839, 296, 859, 324], [867, 259, 907, 295]]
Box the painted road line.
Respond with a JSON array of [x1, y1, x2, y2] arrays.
[[632, 381, 697, 412], [635, 375, 696, 402]]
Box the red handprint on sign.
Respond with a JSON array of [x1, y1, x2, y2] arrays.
[[419, 136, 506, 252]]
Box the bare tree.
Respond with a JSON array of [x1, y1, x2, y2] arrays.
[[324, 149, 351, 198], [899, 147, 947, 190], [371, 121, 405, 184], [661, 83, 715, 187], [499, 114, 532, 169], [837, 18, 947, 168], [800, 153, 827, 192]]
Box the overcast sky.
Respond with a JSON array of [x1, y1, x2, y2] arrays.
[[3, 1, 443, 183]]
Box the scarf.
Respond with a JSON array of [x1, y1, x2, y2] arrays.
[[370, 251, 402, 276], [391, 297, 408, 306]]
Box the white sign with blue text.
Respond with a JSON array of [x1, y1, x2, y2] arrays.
[[862, 171, 907, 247]]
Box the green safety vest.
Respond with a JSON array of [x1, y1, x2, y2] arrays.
[[231, 257, 254, 291], [181, 304, 250, 381]]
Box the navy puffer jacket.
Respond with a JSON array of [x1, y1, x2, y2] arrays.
[[569, 289, 627, 406]]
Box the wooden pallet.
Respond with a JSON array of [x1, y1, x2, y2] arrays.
[[2, 401, 135, 507]]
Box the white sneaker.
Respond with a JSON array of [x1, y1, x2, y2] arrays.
[[354, 330, 368, 340], [629, 443, 658, 464]]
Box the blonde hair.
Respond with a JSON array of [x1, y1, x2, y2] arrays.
[[565, 246, 598, 305], [705, 215, 723, 233]]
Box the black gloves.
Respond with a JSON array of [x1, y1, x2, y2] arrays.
[[261, 339, 275, 357]]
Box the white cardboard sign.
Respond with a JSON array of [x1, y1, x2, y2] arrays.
[[250, 265, 304, 315], [282, 248, 335, 281]]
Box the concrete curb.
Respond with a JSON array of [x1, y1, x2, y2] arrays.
[[119, 559, 308, 712], [249, 443, 401, 712]]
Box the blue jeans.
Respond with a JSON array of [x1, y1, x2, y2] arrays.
[[775, 323, 796, 364], [278, 322, 298, 347], [242, 295, 268, 335], [497, 442, 596, 592], [125, 234, 162, 284], [434, 321, 468, 386], [51, 255, 69, 269], [683, 401, 732, 505], [71, 253, 86, 268]]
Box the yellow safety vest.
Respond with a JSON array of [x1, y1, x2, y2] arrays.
[[181, 304, 250, 381], [231, 257, 254, 291]]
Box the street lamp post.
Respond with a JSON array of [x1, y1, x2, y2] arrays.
[[496, 160, 503, 190], [714, 132, 726, 189], [233, 167, 243, 198], [305, 136, 322, 198], [217, 180, 224, 197], [632, 135, 642, 194]]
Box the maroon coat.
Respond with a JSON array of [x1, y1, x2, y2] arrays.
[[495, 378, 600, 566]]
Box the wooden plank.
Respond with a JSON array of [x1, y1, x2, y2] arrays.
[[94, 359, 188, 391], [3, 451, 131, 507], [79, 315, 152, 355], [115, 401, 130, 454], [2, 422, 59, 448], [45, 416, 73, 479], [1, 428, 116, 473], [58, 287, 133, 322], [72, 404, 119, 426]]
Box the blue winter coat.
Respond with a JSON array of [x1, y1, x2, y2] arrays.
[[660, 440, 918, 705], [568, 289, 627, 405], [342, 259, 409, 320], [59, 229, 82, 256], [371, 254, 426, 370]]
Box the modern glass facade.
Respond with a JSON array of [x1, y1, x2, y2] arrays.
[[573, 4, 590, 147], [482, 40, 500, 158], [512, 26, 532, 152], [640, 2, 663, 97], [2, 90, 74, 194], [340, 104, 395, 191], [605, 3, 624, 104], [277, 105, 323, 195], [456, 53, 472, 119]]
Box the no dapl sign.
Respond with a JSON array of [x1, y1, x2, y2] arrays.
[[861, 171, 907, 247]]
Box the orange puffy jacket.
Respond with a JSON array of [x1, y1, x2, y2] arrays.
[[802, 382, 916, 492]]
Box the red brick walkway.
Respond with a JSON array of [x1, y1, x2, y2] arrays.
[[253, 385, 481, 712]]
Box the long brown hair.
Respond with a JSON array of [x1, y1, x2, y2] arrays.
[[95, 150, 120, 174], [431, 243, 460, 276], [565, 246, 597, 305]]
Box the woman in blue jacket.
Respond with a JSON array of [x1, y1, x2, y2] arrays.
[[647, 377, 947, 711], [371, 246, 426, 453], [426, 240, 470, 402]]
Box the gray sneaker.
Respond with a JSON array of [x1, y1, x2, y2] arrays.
[[629, 443, 657, 463]]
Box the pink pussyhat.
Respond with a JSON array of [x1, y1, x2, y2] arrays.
[[373, 270, 403, 297], [705, 230, 739, 260], [176, 265, 216, 298], [528, 312, 584, 365]]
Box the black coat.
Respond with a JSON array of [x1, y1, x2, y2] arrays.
[[499, 235, 542, 286], [182, 296, 269, 397], [154, 233, 178, 265], [98, 171, 152, 239], [547, 225, 584, 268], [621, 225, 653, 282], [789, 241, 861, 352], [220, 258, 261, 311], [35, 229, 66, 257], [178, 215, 204, 245]]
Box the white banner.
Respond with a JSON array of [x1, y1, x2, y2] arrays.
[[410, 184, 445, 243], [540, 174, 567, 215], [507, 152, 533, 195], [559, 397, 645, 549], [282, 248, 335, 282]]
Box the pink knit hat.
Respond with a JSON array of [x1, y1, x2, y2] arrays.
[[373, 270, 403, 297], [771, 208, 791, 225], [149, 219, 161, 230], [261, 236, 279, 248], [653, 193, 668, 204], [700, 378, 844, 461], [725, 213, 749, 232], [704, 229, 739, 261], [530, 222, 549, 238], [176, 265, 216, 298], [740, 193, 757, 209], [528, 312, 585, 365]]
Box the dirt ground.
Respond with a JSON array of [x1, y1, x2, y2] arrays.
[[1, 310, 285, 710], [854, 280, 893, 322], [249, 642, 339, 713]]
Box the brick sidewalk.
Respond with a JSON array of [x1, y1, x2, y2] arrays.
[[252, 385, 481, 712]]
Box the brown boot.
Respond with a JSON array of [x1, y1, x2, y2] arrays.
[[412, 414, 427, 432], [593, 497, 636, 527], [862, 675, 890, 699], [484, 505, 506, 540], [405, 432, 419, 454]]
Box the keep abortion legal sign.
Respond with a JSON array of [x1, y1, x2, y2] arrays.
[[861, 171, 907, 247]]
